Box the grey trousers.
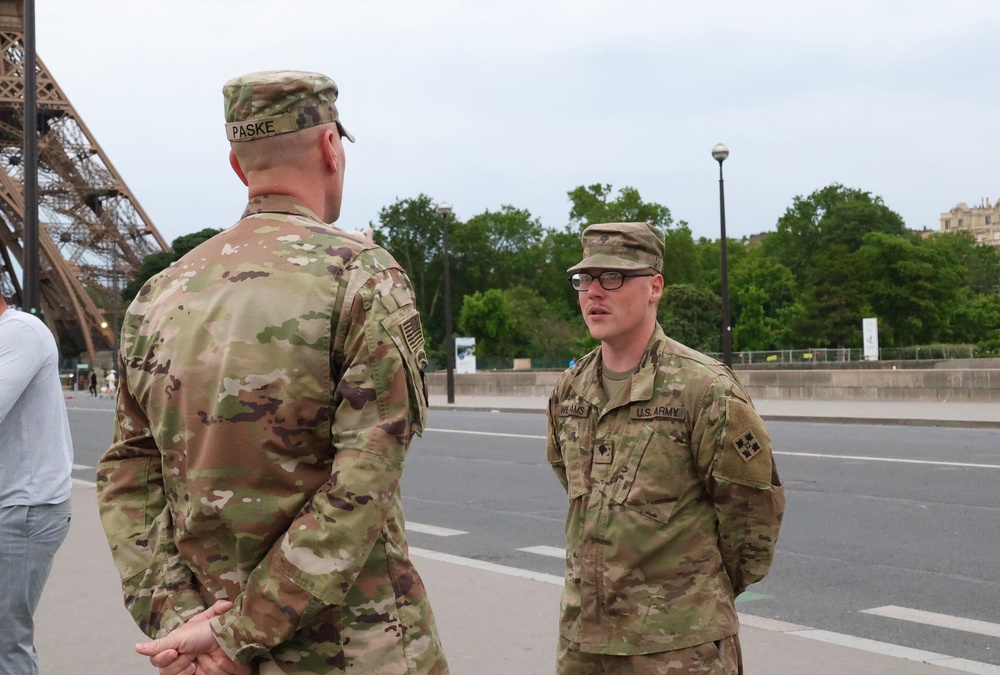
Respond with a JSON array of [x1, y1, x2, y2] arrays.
[[0, 500, 72, 675]]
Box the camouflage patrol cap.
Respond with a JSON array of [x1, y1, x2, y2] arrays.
[[223, 70, 355, 143], [567, 222, 664, 273]]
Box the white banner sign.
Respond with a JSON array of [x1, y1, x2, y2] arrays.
[[455, 337, 476, 374], [862, 318, 879, 361]]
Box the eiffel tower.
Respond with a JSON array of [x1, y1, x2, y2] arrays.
[[0, 0, 168, 368]]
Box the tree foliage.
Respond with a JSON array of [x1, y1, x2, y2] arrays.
[[145, 181, 1000, 365], [568, 184, 673, 231]]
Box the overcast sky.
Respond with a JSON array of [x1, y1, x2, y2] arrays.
[[34, 1, 1000, 246]]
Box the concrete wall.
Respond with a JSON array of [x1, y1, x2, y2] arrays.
[[426, 367, 1000, 401]]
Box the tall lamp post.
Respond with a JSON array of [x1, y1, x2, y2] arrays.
[[711, 143, 732, 368], [436, 202, 455, 404], [22, 0, 40, 316]]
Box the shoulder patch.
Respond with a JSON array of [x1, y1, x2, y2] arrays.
[[733, 429, 762, 462], [401, 313, 423, 354]]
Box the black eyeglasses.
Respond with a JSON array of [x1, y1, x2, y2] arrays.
[[569, 271, 654, 291]]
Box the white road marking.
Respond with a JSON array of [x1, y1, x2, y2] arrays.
[[862, 605, 1000, 639], [518, 545, 566, 558], [428, 428, 994, 469], [72, 464, 92, 471], [426, 428, 545, 440], [66, 406, 114, 413], [409, 547, 563, 585], [72, 478, 96, 488], [406, 522, 467, 537], [775, 451, 1000, 469], [785, 629, 1000, 675], [408, 548, 1000, 674]]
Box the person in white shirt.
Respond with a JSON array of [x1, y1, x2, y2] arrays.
[[0, 295, 74, 675]]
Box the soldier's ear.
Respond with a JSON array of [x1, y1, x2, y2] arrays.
[[320, 128, 340, 174], [229, 150, 248, 186], [650, 272, 664, 304]]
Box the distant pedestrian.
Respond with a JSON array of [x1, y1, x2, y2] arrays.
[[88, 370, 97, 397], [546, 222, 785, 674], [0, 294, 74, 675]]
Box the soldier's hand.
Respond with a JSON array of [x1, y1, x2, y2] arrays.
[[135, 600, 237, 675], [195, 649, 253, 674]]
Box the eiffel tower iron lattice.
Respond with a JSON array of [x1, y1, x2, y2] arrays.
[[0, 1, 168, 368]]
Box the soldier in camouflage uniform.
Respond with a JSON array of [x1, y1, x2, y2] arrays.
[[546, 222, 785, 675], [96, 71, 449, 675]]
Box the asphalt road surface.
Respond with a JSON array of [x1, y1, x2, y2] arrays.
[[66, 396, 1000, 668]]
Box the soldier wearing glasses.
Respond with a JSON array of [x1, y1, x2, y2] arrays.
[[546, 222, 785, 675]]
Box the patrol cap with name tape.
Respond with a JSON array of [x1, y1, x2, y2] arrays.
[[567, 221, 664, 273], [223, 70, 355, 143]]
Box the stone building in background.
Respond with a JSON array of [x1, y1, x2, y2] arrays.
[[940, 199, 1000, 249]]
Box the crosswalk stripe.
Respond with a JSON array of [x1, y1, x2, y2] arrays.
[[517, 545, 565, 558], [72, 464, 92, 471], [862, 605, 1000, 639], [406, 522, 467, 537]]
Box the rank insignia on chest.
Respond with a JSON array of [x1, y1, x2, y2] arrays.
[[733, 429, 762, 462], [593, 438, 614, 464]]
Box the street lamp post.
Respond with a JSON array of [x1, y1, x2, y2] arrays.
[[712, 143, 732, 368], [22, 0, 40, 316], [436, 202, 455, 404]]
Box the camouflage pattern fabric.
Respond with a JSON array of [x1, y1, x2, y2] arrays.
[[567, 221, 664, 274], [96, 194, 448, 674], [546, 323, 784, 657], [558, 634, 740, 674], [223, 70, 354, 143]]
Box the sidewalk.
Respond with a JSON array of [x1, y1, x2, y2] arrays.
[[427, 394, 1000, 428], [36, 484, 996, 674]]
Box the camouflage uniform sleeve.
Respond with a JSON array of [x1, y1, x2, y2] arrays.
[[208, 264, 428, 665], [96, 355, 207, 638], [691, 376, 785, 597], [546, 394, 569, 493]]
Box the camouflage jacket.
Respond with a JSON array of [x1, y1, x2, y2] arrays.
[[546, 324, 784, 655], [96, 195, 448, 674]]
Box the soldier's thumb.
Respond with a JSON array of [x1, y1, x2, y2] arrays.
[[135, 636, 174, 656]]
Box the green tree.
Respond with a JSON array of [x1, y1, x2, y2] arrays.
[[567, 184, 673, 231], [732, 285, 772, 351], [855, 232, 962, 346], [764, 184, 906, 285], [458, 289, 515, 359], [657, 284, 721, 353], [536, 227, 585, 320], [922, 231, 1000, 296], [452, 206, 545, 297], [503, 286, 580, 361], [793, 245, 865, 347], [729, 242, 797, 332], [663, 222, 699, 285]]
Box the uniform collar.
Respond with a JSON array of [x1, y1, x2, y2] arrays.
[[241, 194, 324, 222], [569, 323, 666, 411]]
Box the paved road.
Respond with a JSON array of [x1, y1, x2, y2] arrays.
[[400, 410, 1000, 668], [64, 395, 1000, 671]]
